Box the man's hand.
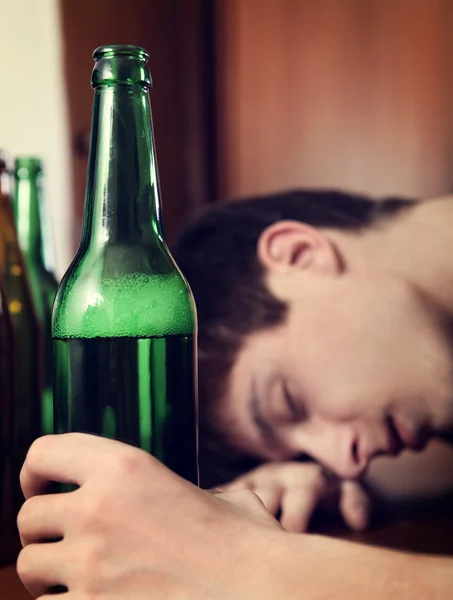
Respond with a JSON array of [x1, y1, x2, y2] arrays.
[[17, 433, 282, 599], [219, 461, 372, 532], [16, 434, 453, 600]]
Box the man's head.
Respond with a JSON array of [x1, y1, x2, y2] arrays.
[[173, 190, 453, 486]]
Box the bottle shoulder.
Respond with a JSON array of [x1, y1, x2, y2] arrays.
[[53, 244, 196, 339]]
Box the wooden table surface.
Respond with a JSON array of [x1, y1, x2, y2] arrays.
[[2, 507, 453, 599], [0, 566, 29, 600]]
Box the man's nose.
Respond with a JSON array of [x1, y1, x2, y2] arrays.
[[292, 425, 370, 479]]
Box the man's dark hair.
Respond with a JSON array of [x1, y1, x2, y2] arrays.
[[172, 189, 415, 487]]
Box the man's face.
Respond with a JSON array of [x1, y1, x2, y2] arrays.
[[216, 221, 453, 479]]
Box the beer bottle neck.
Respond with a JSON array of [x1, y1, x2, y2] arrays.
[[81, 82, 165, 249], [13, 163, 45, 265]]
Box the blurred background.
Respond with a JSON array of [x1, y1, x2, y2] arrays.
[[2, 0, 453, 276]]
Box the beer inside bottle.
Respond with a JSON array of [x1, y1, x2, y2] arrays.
[[52, 45, 199, 485]]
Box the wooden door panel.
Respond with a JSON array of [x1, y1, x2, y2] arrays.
[[216, 0, 453, 201]]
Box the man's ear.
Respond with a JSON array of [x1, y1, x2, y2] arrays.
[[257, 220, 342, 275]]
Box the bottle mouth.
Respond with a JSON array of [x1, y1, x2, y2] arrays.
[[93, 45, 150, 61], [92, 44, 152, 88], [15, 157, 42, 178]]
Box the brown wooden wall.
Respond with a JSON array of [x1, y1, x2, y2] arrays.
[[215, 0, 453, 201], [60, 0, 453, 237]]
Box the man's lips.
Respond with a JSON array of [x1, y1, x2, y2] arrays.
[[386, 416, 405, 455], [358, 417, 431, 469], [390, 417, 430, 452]]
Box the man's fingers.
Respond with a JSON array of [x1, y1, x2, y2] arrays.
[[21, 434, 100, 499], [17, 542, 68, 598], [34, 595, 69, 600], [252, 485, 282, 516], [280, 479, 325, 533], [339, 480, 372, 531], [218, 488, 267, 512], [217, 477, 254, 492], [20, 433, 153, 499], [18, 493, 71, 547], [220, 482, 282, 516]]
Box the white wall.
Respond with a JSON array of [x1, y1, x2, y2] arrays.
[[0, 0, 72, 277]]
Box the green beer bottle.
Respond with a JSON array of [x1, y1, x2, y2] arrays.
[[0, 274, 20, 566], [0, 153, 42, 476], [13, 158, 59, 435], [52, 45, 199, 485]]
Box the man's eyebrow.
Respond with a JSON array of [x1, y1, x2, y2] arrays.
[[249, 377, 277, 445]]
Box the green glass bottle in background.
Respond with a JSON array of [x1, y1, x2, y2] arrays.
[[52, 45, 199, 485], [0, 153, 42, 474], [13, 158, 58, 435]]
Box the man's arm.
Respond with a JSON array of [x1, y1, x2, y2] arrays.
[[220, 440, 453, 534], [16, 434, 453, 600], [220, 460, 373, 532], [272, 533, 453, 599]]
